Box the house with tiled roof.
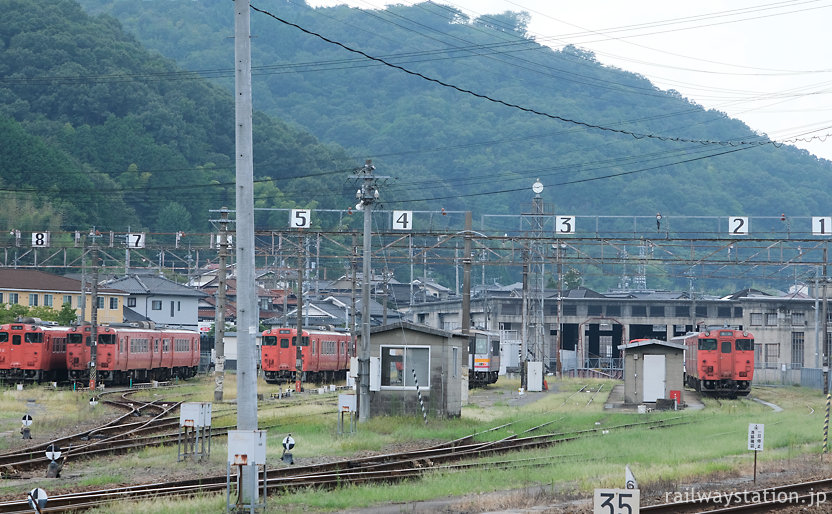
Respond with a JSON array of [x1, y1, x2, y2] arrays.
[[101, 273, 207, 330], [0, 269, 127, 324]]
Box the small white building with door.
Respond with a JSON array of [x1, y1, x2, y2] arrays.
[[618, 339, 685, 405]]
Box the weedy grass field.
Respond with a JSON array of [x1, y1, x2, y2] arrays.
[[0, 376, 829, 513]]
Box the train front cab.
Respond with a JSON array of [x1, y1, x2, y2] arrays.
[[66, 326, 92, 382], [0, 323, 56, 381], [688, 330, 753, 398], [469, 331, 500, 387], [261, 328, 295, 384]]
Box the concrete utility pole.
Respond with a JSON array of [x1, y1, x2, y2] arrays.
[[89, 242, 99, 391], [295, 234, 305, 393], [354, 159, 383, 423], [462, 211, 472, 336], [234, 0, 257, 431], [213, 207, 230, 402]]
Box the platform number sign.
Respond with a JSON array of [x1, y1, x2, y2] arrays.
[[729, 217, 749, 235], [31, 232, 50, 248], [813, 217, 832, 236], [555, 215, 576, 234], [392, 211, 413, 231], [593, 489, 639, 514], [126, 233, 145, 248], [290, 209, 311, 229]]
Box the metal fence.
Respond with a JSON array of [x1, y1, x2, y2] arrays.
[[753, 365, 830, 390]]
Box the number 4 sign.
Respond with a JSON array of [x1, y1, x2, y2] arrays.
[[392, 211, 412, 230], [594, 489, 639, 514]]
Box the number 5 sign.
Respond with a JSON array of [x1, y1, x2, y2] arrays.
[[594, 489, 639, 514], [290, 209, 311, 229]]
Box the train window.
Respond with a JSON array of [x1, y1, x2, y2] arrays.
[[12, 334, 21, 345], [312, 341, 316, 354], [280, 338, 289, 348], [491, 340, 500, 356], [698, 339, 717, 351], [25, 333, 42, 343], [262, 336, 277, 346], [474, 334, 489, 355], [0, 332, 7, 342], [736, 339, 754, 351], [301, 336, 309, 346], [98, 334, 116, 344], [721, 341, 732, 353], [67, 333, 83, 346]]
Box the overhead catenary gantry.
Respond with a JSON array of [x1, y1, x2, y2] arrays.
[[4, 212, 832, 286]]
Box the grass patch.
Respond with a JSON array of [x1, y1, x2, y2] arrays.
[[2, 376, 831, 513]]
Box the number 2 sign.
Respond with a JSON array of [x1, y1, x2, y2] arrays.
[[729, 217, 749, 235]]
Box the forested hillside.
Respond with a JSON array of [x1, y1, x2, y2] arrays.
[[76, 0, 832, 222], [0, 0, 352, 235], [3, 0, 831, 291]]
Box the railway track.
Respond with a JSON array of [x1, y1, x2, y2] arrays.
[[642, 478, 832, 512], [0, 415, 689, 512], [0, 391, 182, 473]]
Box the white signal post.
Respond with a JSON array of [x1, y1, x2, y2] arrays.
[[748, 423, 764, 482]]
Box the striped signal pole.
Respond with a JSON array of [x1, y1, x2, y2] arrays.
[[412, 368, 427, 424], [824, 393, 830, 454]]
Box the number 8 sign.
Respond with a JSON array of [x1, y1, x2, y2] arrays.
[[290, 209, 311, 229], [31, 232, 50, 248]]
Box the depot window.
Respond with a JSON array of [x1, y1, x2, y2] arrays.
[[380, 345, 429, 389]]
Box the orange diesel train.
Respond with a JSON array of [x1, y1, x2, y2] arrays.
[[261, 327, 353, 385], [673, 328, 754, 397]]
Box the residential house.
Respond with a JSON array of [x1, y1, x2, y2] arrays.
[[102, 273, 206, 330], [0, 269, 127, 324]]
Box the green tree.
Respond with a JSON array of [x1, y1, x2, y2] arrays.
[[56, 302, 79, 325]]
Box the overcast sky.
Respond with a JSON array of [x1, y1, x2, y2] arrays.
[[305, 0, 832, 161]]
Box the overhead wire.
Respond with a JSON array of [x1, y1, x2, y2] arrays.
[[249, 3, 818, 149]]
